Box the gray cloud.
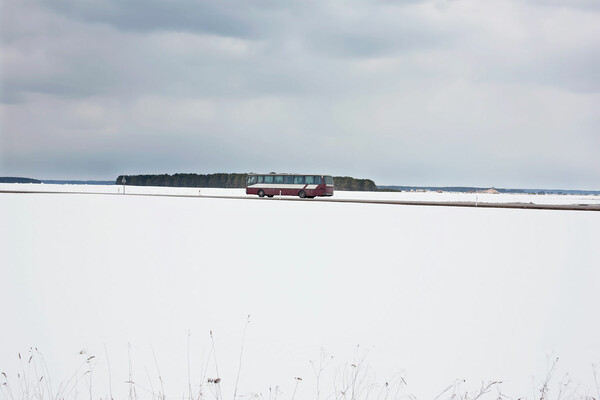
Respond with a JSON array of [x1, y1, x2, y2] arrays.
[[1, 0, 599, 188], [42, 0, 258, 37], [528, 0, 600, 11]]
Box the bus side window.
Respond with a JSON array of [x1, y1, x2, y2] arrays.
[[314, 176, 322, 185], [258, 175, 264, 183], [274, 175, 284, 184], [305, 176, 314, 184], [284, 175, 293, 184], [265, 175, 274, 183], [294, 176, 304, 184]]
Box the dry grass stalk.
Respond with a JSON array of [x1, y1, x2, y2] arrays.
[[2, 343, 598, 400], [233, 315, 251, 400]]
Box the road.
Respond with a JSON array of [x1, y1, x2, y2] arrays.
[[2, 188, 599, 211]]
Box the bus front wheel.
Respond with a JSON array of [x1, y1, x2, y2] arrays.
[[298, 190, 306, 198], [258, 190, 265, 198]]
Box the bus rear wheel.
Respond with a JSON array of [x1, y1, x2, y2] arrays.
[[298, 190, 306, 198], [258, 190, 265, 197]]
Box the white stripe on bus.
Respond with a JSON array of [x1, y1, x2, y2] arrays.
[[249, 184, 319, 190]]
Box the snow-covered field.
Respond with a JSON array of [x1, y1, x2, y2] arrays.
[[3, 182, 600, 206], [1, 184, 599, 399]]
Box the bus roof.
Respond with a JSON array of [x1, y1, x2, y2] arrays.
[[247, 173, 332, 176]]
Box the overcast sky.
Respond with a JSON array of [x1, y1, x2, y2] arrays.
[[1, 0, 599, 188]]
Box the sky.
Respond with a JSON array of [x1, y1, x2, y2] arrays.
[[1, 0, 599, 188]]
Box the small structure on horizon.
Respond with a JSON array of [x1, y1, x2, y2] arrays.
[[478, 188, 500, 194]]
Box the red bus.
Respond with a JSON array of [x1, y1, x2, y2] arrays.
[[246, 173, 334, 198]]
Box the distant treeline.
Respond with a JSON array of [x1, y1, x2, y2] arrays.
[[0, 177, 42, 184], [331, 176, 377, 191], [379, 185, 600, 195], [115, 173, 378, 191]]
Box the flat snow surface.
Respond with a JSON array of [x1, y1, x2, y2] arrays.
[[3, 182, 600, 205], [1, 184, 599, 399]]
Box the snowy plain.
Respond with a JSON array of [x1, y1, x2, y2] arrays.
[[3, 182, 600, 206], [1, 184, 600, 399]]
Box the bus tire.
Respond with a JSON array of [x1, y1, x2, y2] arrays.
[[258, 190, 265, 197], [298, 190, 306, 198]]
